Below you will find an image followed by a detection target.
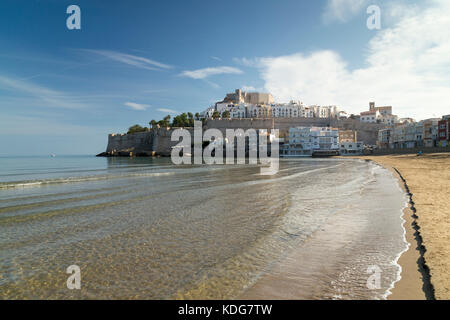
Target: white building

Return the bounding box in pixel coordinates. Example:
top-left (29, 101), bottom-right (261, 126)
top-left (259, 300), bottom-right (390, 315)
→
top-left (318, 105), bottom-right (339, 118)
top-left (360, 110), bottom-right (381, 123)
top-left (200, 107), bottom-right (215, 119)
top-left (272, 101), bottom-right (305, 118)
top-left (201, 90), bottom-right (344, 119)
top-left (339, 141), bottom-right (363, 155)
top-left (246, 104), bottom-right (272, 118)
top-left (385, 119), bottom-right (438, 149)
top-left (284, 126), bottom-right (339, 156)
top-left (379, 114), bottom-right (398, 125)
top-left (304, 106), bottom-right (315, 118)
top-left (228, 104), bottom-right (248, 118)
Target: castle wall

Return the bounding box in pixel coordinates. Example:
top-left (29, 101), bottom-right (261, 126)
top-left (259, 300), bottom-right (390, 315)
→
top-left (106, 127), bottom-right (194, 156)
top-left (205, 118), bottom-right (385, 145)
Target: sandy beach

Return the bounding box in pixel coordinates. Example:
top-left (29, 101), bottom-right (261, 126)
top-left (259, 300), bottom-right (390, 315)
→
top-left (360, 153), bottom-right (450, 300)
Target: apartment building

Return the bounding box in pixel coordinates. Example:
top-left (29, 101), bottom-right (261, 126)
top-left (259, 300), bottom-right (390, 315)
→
top-left (438, 115), bottom-right (450, 147)
top-left (247, 104), bottom-right (272, 118)
top-left (377, 128), bottom-right (392, 149)
top-left (272, 101), bottom-right (305, 118)
top-left (378, 118), bottom-right (441, 149)
top-left (339, 141), bottom-right (363, 155)
top-left (423, 118), bottom-right (440, 147)
top-left (360, 110), bottom-right (380, 123)
top-left (284, 126), bottom-right (339, 156)
top-left (203, 90), bottom-right (342, 120)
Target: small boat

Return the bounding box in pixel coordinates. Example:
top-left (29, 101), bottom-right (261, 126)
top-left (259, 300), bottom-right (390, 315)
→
top-left (51, 154), bottom-right (56, 157)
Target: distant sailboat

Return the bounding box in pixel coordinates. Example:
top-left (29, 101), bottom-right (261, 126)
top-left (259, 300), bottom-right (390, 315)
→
top-left (51, 154), bottom-right (56, 157)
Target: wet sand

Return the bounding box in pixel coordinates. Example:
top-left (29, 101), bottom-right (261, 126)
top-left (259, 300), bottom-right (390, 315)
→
top-left (360, 153), bottom-right (450, 300)
top-left (241, 161), bottom-right (409, 300)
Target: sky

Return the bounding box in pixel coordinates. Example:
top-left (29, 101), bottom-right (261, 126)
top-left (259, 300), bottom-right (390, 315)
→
top-left (1, 0), bottom-right (449, 155)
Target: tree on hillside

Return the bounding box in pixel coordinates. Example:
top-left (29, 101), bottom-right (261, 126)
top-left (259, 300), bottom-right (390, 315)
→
top-left (187, 112), bottom-right (194, 126)
top-left (127, 124), bottom-right (149, 134)
top-left (195, 112), bottom-right (200, 120)
top-left (157, 115), bottom-right (171, 127)
top-left (149, 120), bottom-right (157, 128)
top-left (222, 111), bottom-right (230, 119)
top-left (172, 113), bottom-right (188, 127)
top-left (212, 111), bottom-right (220, 119)
top-left (172, 112), bottom-right (197, 127)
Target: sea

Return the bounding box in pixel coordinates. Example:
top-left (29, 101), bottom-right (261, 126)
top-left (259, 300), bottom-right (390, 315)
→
top-left (0, 155), bottom-right (408, 299)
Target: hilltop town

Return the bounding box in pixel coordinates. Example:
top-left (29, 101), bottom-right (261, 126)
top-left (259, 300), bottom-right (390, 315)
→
top-left (102, 89), bottom-right (450, 157)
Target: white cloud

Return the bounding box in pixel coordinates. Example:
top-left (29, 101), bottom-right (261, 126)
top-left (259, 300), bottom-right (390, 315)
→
top-left (124, 101), bottom-right (148, 111)
top-left (323, 0), bottom-right (370, 23)
top-left (156, 108), bottom-right (177, 114)
top-left (81, 49), bottom-right (172, 71)
top-left (239, 0), bottom-right (450, 120)
top-left (211, 56), bottom-right (222, 62)
top-left (179, 66), bottom-right (243, 79)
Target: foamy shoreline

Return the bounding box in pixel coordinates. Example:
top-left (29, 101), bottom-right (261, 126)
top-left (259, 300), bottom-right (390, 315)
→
top-left (355, 153), bottom-right (450, 300)
top-left (240, 160), bottom-right (408, 300)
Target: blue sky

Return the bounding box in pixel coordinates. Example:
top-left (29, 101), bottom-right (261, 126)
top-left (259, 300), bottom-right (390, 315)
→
top-left (1, 0), bottom-right (449, 155)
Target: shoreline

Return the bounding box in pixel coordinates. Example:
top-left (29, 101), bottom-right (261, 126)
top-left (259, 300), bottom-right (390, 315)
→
top-left (366, 159), bottom-right (427, 300)
top-left (354, 153), bottom-right (450, 300)
top-left (240, 159), bottom-right (413, 300)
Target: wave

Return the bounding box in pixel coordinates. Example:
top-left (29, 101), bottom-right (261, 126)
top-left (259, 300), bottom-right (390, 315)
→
top-left (0, 171), bottom-right (176, 189)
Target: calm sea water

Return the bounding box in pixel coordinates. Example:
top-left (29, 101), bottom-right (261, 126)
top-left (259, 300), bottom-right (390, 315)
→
top-left (0, 155), bottom-right (408, 299)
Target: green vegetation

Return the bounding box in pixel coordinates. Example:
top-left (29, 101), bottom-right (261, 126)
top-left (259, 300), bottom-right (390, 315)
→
top-left (148, 111), bottom-right (206, 129)
top-left (127, 124), bottom-right (149, 134)
top-left (149, 115), bottom-right (171, 128)
top-left (222, 110), bottom-right (230, 119)
top-left (130, 111), bottom-right (210, 134)
top-left (172, 112), bottom-right (194, 127)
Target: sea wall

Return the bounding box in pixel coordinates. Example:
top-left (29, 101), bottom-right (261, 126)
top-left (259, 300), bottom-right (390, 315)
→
top-left (106, 127), bottom-right (194, 156)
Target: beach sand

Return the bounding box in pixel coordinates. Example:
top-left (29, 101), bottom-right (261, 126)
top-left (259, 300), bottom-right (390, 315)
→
top-left (360, 153), bottom-right (450, 300)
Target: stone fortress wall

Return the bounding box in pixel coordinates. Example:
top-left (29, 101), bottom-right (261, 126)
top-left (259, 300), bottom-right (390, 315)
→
top-left (205, 118), bottom-right (385, 144)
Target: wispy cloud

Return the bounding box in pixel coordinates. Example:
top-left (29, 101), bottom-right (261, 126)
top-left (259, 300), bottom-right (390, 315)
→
top-left (124, 101), bottom-right (149, 111)
top-left (156, 108), bottom-right (177, 114)
top-left (179, 66), bottom-right (243, 79)
top-left (0, 114), bottom-right (108, 136)
top-left (322, 0), bottom-right (369, 23)
top-left (0, 75), bottom-right (90, 109)
top-left (211, 56), bottom-right (222, 62)
top-left (232, 57), bottom-right (259, 67)
top-left (81, 49), bottom-right (173, 71)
